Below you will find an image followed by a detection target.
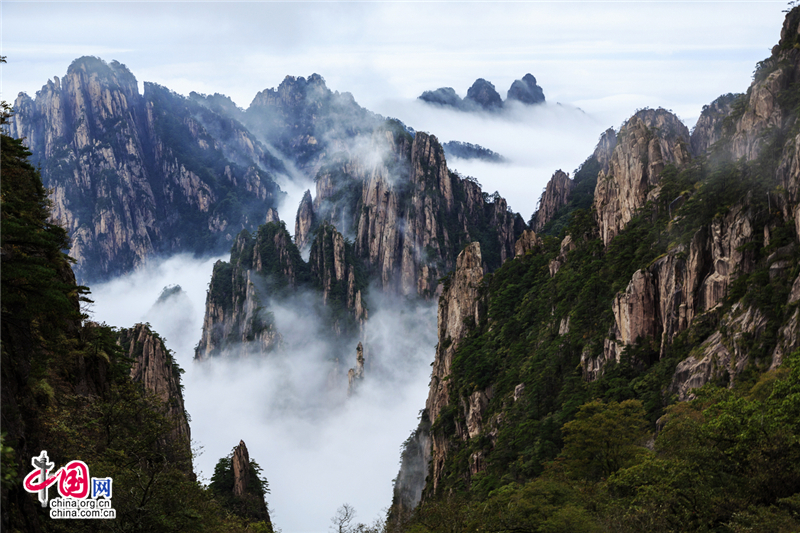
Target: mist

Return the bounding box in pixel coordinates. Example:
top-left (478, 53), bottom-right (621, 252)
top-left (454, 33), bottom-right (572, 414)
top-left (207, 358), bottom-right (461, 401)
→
top-left (89, 254), bottom-right (438, 533)
top-left (375, 98), bottom-right (605, 220)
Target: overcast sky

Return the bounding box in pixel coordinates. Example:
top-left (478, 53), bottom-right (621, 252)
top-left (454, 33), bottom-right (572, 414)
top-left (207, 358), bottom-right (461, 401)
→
top-left (2, 2), bottom-right (786, 118)
top-left (1, 1), bottom-right (788, 218)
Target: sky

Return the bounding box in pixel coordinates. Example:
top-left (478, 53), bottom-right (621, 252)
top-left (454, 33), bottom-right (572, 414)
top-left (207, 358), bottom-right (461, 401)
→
top-left (1, 1), bottom-right (789, 218)
top-left (2, 2), bottom-right (792, 532)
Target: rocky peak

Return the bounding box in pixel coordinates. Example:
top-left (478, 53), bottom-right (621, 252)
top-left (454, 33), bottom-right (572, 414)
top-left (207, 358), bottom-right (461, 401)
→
top-left (465, 79), bottom-right (503, 111)
top-left (506, 74), bottom-right (545, 105)
top-left (691, 93), bottom-right (739, 155)
top-left (425, 242), bottom-right (486, 493)
top-left (347, 342), bottom-right (365, 397)
top-left (532, 169), bottom-right (575, 232)
top-left (594, 128), bottom-right (618, 174)
top-left (224, 439), bottom-right (271, 523)
top-left (594, 108), bottom-right (692, 245)
top-left (232, 440), bottom-right (251, 497)
top-left (264, 207), bottom-right (280, 225)
top-left (121, 323), bottom-right (191, 470)
top-left (295, 190), bottom-right (316, 251)
top-left (419, 87), bottom-right (463, 108)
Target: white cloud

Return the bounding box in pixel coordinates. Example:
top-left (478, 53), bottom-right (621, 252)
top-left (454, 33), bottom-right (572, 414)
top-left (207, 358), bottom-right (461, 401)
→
top-left (89, 255), bottom-right (438, 533)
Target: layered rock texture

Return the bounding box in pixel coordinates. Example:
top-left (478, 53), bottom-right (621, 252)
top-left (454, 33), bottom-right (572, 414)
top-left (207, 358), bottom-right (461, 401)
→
top-left (531, 170), bottom-right (574, 232)
top-left (593, 108), bottom-right (693, 246)
top-left (10, 57), bottom-right (285, 282)
top-left (301, 127), bottom-right (524, 297)
top-left (426, 243), bottom-right (487, 494)
top-left (119, 323), bottom-right (192, 468)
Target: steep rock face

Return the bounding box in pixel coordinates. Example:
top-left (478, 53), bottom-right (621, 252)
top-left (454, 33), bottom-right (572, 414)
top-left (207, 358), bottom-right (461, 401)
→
top-left (532, 170), bottom-right (574, 232)
top-left (195, 223), bottom-right (305, 359)
top-left (691, 93), bottom-right (739, 155)
top-left (594, 128), bottom-right (618, 174)
top-left (506, 74), bottom-right (545, 105)
top-left (593, 108), bottom-right (692, 246)
top-left (295, 190), bottom-right (315, 251)
top-left (309, 223), bottom-right (367, 328)
top-left (9, 57), bottom-right (283, 282)
top-left (426, 243), bottom-right (486, 494)
top-left (305, 126), bottom-right (523, 297)
top-left (390, 411), bottom-right (432, 521)
top-left (584, 203), bottom-right (759, 379)
top-left (671, 304), bottom-right (768, 400)
top-left (120, 323), bottom-right (191, 467)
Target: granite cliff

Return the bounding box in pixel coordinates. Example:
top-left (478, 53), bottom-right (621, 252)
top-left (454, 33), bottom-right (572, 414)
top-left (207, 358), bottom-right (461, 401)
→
top-left (9, 57), bottom-right (285, 282)
top-left (395, 9), bottom-right (800, 525)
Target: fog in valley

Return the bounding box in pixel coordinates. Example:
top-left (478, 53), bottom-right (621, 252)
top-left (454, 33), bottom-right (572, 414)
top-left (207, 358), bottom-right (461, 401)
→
top-left (89, 254), bottom-right (437, 533)
top-left (84, 81), bottom-right (623, 533)
top-left (378, 98), bottom-right (605, 220)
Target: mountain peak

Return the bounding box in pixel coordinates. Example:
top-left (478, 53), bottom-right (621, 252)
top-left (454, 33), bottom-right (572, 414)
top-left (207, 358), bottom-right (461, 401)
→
top-left (507, 73), bottom-right (545, 105)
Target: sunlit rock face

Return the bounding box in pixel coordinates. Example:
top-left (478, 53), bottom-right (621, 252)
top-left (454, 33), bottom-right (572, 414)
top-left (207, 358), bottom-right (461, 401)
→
top-left (531, 170), bottom-right (574, 232)
top-left (120, 323), bottom-right (192, 471)
top-left (593, 108), bottom-right (692, 246)
top-left (10, 57), bottom-right (285, 283)
top-left (425, 242), bottom-right (486, 494)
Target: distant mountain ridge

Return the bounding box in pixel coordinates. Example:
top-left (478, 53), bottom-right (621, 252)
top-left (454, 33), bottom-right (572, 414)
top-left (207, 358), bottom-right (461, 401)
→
top-left (419, 74), bottom-right (545, 112)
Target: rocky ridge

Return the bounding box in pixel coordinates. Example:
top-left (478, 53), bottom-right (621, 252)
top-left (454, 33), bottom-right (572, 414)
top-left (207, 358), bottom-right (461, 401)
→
top-left (10, 57), bottom-right (285, 282)
top-left (419, 74), bottom-right (546, 112)
top-left (404, 8), bottom-right (800, 508)
top-left (120, 323), bottom-right (192, 469)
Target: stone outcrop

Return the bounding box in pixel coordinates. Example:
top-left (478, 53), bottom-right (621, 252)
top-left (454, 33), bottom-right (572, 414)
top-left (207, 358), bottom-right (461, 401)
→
top-left (309, 222), bottom-right (367, 329)
top-left (506, 74), bottom-right (545, 105)
top-left (583, 202), bottom-right (760, 379)
top-left (295, 190), bottom-right (315, 251)
top-left (548, 235), bottom-right (576, 277)
top-left (426, 243), bottom-right (486, 494)
top-left (195, 223), bottom-right (306, 359)
top-left (120, 323), bottom-right (191, 469)
top-left (671, 304), bottom-right (768, 400)
top-left (514, 229), bottom-right (543, 258)
top-left (347, 342), bottom-right (365, 397)
top-left (9, 57), bottom-right (283, 282)
top-left (690, 93), bottom-right (738, 155)
top-left (593, 108), bottom-right (692, 246)
top-left (465, 79), bottom-right (503, 111)
top-left (228, 440), bottom-right (272, 523)
top-left (532, 170), bottom-right (575, 232)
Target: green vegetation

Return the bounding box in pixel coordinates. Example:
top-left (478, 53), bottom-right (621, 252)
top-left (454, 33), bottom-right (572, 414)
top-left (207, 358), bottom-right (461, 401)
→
top-left (0, 128), bottom-right (274, 532)
top-left (403, 350), bottom-right (800, 532)
top-left (209, 447), bottom-right (273, 527)
top-left (408, 22), bottom-right (800, 529)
